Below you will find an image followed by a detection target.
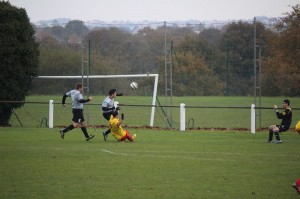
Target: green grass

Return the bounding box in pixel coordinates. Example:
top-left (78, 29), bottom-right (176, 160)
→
top-left (0, 127), bottom-right (300, 199)
top-left (9, 96), bottom-right (300, 129)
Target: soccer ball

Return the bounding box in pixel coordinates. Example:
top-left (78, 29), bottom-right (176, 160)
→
top-left (130, 82), bottom-right (138, 90)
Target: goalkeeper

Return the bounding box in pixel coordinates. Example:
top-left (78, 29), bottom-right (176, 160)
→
top-left (268, 99), bottom-right (292, 143)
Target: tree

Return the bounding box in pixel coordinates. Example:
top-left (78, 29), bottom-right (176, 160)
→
top-left (51, 25), bottom-right (64, 42)
top-left (170, 51), bottom-right (224, 96)
top-left (157, 35), bottom-right (224, 96)
top-left (219, 21), bottom-right (271, 95)
top-left (64, 20), bottom-right (89, 43)
top-left (200, 28), bottom-right (222, 47)
top-left (28, 35), bottom-right (82, 95)
top-left (262, 4), bottom-right (300, 96)
top-left (0, 1), bottom-right (39, 125)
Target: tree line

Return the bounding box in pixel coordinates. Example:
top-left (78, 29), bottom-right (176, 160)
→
top-left (33, 5), bottom-right (300, 97)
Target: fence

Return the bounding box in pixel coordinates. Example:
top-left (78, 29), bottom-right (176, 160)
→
top-left (3, 97), bottom-right (300, 131)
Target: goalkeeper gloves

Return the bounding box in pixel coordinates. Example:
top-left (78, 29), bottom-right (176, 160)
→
top-left (113, 107), bottom-right (120, 111)
top-left (274, 105), bottom-right (278, 112)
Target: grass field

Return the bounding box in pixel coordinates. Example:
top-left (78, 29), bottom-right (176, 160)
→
top-left (1, 127), bottom-right (300, 199)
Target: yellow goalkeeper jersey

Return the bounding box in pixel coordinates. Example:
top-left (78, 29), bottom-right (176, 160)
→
top-left (109, 115), bottom-right (126, 140)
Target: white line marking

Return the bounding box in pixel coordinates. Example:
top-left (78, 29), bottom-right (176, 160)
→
top-left (101, 149), bottom-right (129, 156)
top-left (100, 149), bottom-right (299, 164)
top-left (3, 146), bottom-right (299, 164)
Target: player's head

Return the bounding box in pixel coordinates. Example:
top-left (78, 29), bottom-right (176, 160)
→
top-left (282, 99), bottom-right (290, 107)
top-left (75, 83), bottom-right (83, 92)
top-left (108, 89), bottom-right (117, 97)
top-left (112, 110), bottom-right (118, 117)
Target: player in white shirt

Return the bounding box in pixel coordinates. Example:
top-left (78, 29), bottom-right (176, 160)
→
top-left (60, 83), bottom-right (95, 141)
top-left (101, 89), bottom-right (121, 141)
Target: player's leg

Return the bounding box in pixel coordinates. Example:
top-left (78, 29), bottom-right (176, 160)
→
top-left (80, 121), bottom-right (95, 141)
top-left (73, 114), bottom-right (86, 137)
top-left (292, 178), bottom-right (300, 195)
top-left (118, 131), bottom-right (130, 142)
top-left (273, 125), bottom-right (282, 143)
top-left (59, 113), bottom-right (78, 139)
top-left (104, 129), bottom-right (111, 136)
top-left (125, 130), bottom-right (135, 142)
top-left (275, 125), bottom-right (289, 144)
top-left (76, 111), bottom-right (88, 139)
top-left (120, 135), bottom-right (127, 142)
top-left (79, 121), bottom-right (89, 139)
top-left (268, 125), bottom-right (276, 142)
top-left (61, 124), bottom-right (75, 133)
top-left (102, 113), bottom-right (111, 141)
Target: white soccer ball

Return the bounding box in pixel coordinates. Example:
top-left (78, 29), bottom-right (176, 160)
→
top-left (130, 82), bottom-right (138, 90)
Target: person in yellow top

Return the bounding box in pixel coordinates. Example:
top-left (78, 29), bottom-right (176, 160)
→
top-left (109, 110), bottom-right (136, 142)
top-left (296, 120), bottom-right (300, 135)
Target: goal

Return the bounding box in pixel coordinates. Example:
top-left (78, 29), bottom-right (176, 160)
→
top-left (36, 74), bottom-right (159, 128)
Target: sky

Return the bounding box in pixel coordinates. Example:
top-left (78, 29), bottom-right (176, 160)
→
top-left (7, 0), bottom-right (299, 22)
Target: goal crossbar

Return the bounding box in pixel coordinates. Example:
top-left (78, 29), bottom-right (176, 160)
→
top-left (37, 74), bottom-right (159, 127)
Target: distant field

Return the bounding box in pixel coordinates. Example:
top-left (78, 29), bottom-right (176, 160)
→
top-left (8, 96), bottom-right (300, 129)
top-left (0, 127), bottom-right (300, 199)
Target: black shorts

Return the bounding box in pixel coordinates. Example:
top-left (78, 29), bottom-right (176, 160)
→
top-left (103, 112), bottom-right (112, 121)
top-left (276, 125), bottom-right (289, 132)
top-left (72, 109), bottom-right (85, 123)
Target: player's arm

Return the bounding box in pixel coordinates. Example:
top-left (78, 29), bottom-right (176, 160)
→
top-left (62, 94), bottom-right (68, 106)
top-left (275, 107), bottom-right (290, 119)
top-left (276, 112), bottom-right (284, 119)
top-left (273, 105), bottom-right (283, 119)
top-left (79, 96), bottom-right (93, 103)
top-left (102, 106), bottom-right (115, 112)
top-left (117, 118), bottom-right (122, 127)
top-left (62, 91), bottom-right (72, 106)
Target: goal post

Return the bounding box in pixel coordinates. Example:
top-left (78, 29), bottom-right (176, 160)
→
top-left (37, 74), bottom-right (159, 127)
top-left (251, 104), bottom-right (255, 134)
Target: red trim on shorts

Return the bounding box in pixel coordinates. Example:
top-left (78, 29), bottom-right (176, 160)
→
top-left (120, 130), bottom-right (133, 142)
top-left (120, 131), bottom-right (129, 141)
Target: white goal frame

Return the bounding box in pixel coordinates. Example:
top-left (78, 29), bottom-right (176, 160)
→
top-left (37, 74), bottom-right (159, 128)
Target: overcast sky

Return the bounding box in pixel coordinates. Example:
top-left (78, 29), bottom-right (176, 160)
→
top-left (8, 0), bottom-right (299, 22)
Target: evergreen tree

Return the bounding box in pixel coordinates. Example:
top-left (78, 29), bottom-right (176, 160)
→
top-left (0, 1), bottom-right (39, 125)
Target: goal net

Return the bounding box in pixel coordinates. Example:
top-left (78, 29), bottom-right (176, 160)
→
top-left (32, 74), bottom-right (158, 128)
